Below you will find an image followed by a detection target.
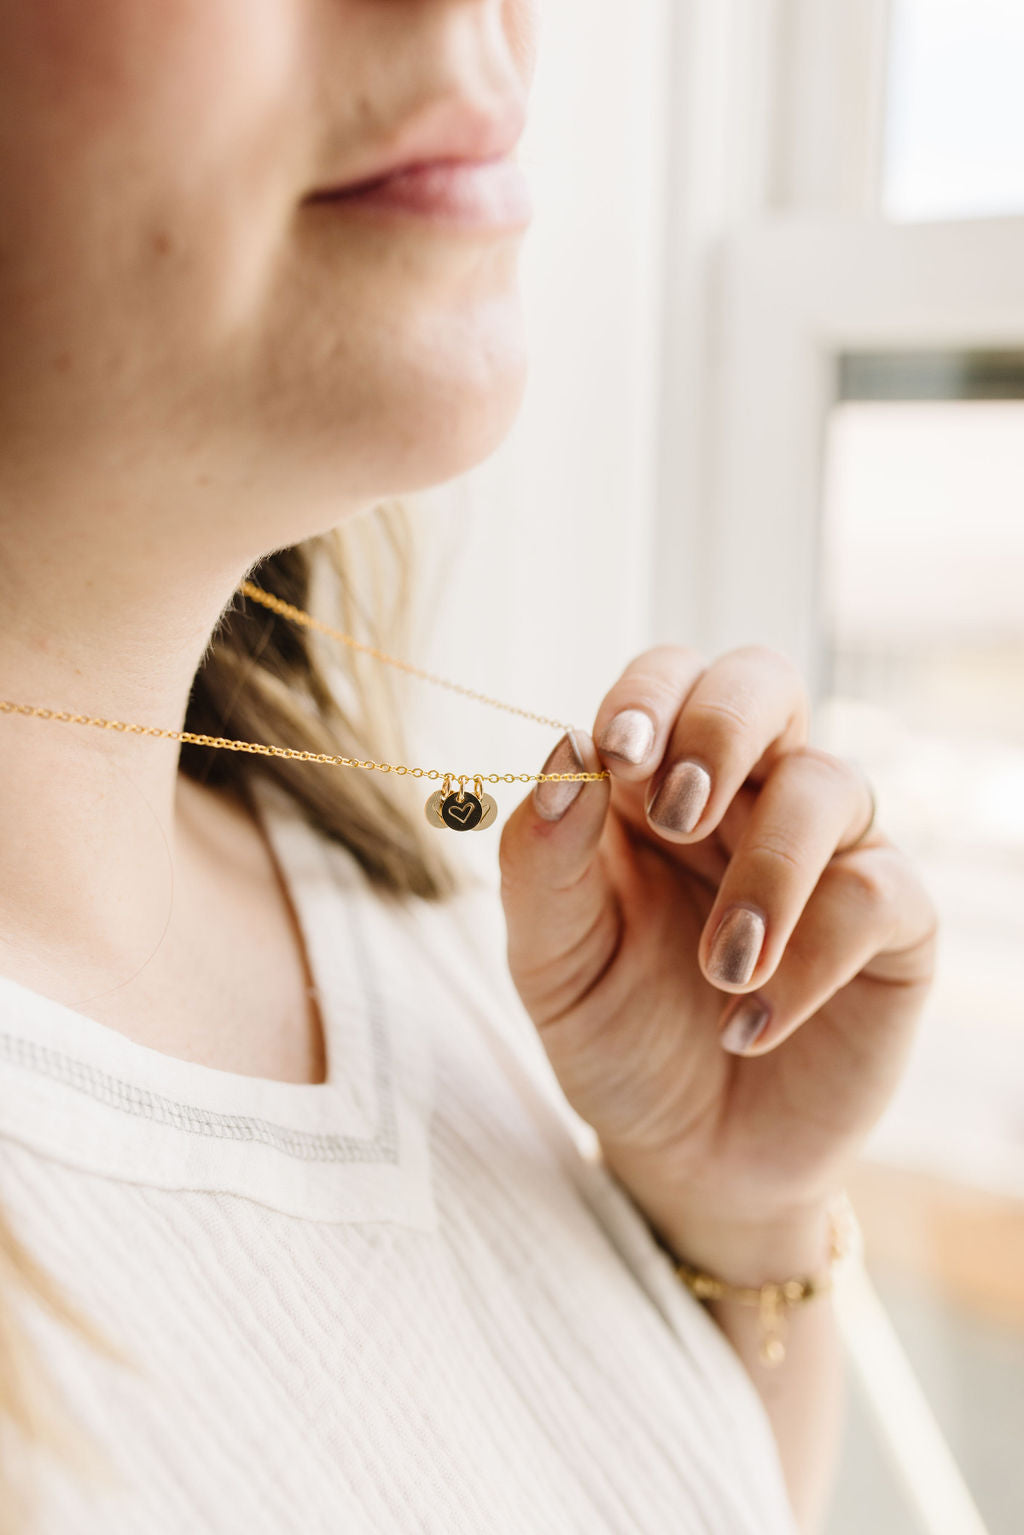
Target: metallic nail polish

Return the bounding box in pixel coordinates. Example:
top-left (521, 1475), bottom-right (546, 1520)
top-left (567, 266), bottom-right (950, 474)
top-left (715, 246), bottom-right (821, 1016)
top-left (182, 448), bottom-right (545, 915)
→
top-left (720, 996), bottom-right (772, 1054)
top-left (533, 729), bottom-right (586, 821)
top-left (647, 760), bottom-right (711, 835)
top-left (707, 906), bottom-right (765, 986)
top-left (597, 708), bottom-right (656, 765)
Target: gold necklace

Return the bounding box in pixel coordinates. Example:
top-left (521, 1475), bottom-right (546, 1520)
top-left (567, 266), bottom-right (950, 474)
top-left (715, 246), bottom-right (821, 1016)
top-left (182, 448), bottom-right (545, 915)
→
top-left (0, 580), bottom-right (609, 833)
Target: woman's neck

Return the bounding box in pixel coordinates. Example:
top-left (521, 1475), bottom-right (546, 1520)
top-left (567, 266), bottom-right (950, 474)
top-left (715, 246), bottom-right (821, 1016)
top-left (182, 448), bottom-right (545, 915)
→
top-left (0, 530), bottom-right (246, 994)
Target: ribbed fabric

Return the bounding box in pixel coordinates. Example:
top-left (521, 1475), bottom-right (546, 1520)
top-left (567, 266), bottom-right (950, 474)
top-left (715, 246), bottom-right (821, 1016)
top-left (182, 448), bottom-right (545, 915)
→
top-left (0, 777), bottom-right (798, 1535)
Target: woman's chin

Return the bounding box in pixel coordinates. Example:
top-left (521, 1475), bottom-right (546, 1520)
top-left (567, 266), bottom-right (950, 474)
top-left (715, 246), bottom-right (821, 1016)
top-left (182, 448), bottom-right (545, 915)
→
top-left (323, 362), bottom-right (530, 499)
top-left (407, 383), bottom-right (529, 488)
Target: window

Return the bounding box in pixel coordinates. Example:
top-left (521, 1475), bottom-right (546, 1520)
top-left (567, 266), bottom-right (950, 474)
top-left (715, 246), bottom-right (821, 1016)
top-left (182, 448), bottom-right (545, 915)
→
top-left (884, 0), bottom-right (1024, 221)
top-left (817, 368), bottom-right (1024, 1532)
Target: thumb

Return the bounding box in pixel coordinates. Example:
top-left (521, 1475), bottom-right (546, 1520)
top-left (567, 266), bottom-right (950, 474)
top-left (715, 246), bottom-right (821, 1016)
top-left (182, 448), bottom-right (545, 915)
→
top-left (497, 728), bottom-right (617, 1026)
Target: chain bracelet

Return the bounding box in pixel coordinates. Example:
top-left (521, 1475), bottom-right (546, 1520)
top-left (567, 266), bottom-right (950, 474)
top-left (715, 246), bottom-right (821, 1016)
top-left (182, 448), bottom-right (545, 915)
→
top-left (673, 1190), bottom-right (862, 1368)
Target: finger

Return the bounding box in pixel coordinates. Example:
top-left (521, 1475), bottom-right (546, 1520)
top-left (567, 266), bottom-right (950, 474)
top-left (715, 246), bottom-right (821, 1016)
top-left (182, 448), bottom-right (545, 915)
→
top-left (697, 746), bottom-right (877, 995)
top-left (637, 645), bottom-right (810, 844)
top-left (497, 727), bottom-right (620, 1028)
top-left (715, 841), bottom-right (939, 1057)
top-left (592, 644), bottom-right (708, 779)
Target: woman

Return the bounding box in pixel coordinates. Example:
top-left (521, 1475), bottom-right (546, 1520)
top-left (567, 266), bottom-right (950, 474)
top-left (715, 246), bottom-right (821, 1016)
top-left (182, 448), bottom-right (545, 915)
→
top-left (0, 4), bottom-right (938, 1533)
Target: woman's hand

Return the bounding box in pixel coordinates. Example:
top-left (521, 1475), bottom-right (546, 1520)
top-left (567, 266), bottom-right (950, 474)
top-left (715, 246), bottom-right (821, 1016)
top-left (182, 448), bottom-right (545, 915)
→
top-left (497, 644), bottom-right (940, 1270)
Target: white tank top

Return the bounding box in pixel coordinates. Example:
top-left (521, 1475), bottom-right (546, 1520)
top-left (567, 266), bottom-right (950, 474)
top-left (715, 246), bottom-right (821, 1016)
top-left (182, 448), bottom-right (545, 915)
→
top-left (0, 776), bottom-right (797, 1534)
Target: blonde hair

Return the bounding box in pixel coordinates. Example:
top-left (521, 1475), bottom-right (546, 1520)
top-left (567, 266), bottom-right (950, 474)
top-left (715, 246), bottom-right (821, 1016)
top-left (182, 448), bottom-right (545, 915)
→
top-left (0, 501), bottom-right (465, 1532)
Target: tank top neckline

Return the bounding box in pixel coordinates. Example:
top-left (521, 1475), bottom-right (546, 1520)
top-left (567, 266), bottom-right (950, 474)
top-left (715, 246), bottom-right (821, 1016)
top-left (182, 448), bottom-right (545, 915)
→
top-left (0, 776), bottom-right (438, 1226)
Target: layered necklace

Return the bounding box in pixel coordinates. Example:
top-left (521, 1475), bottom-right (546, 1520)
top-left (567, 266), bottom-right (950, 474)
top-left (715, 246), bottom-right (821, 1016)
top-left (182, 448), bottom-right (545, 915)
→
top-left (0, 580), bottom-right (609, 833)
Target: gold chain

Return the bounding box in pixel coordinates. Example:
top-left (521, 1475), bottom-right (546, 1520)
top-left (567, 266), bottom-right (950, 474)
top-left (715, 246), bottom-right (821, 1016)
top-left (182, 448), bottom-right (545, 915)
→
top-left (0, 582), bottom-right (610, 790)
top-left (239, 580), bottom-right (577, 734)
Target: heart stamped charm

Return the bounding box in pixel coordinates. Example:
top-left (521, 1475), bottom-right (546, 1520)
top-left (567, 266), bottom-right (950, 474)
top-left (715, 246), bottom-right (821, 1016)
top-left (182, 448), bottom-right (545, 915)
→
top-left (424, 776), bottom-right (497, 832)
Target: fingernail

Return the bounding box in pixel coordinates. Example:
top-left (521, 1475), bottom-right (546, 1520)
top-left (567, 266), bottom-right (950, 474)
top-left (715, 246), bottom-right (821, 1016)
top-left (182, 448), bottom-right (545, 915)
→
top-left (647, 760), bottom-right (712, 835)
top-left (720, 996), bottom-right (772, 1054)
top-left (597, 708), bottom-right (656, 766)
top-left (533, 729), bottom-right (586, 821)
top-left (707, 905), bottom-right (765, 986)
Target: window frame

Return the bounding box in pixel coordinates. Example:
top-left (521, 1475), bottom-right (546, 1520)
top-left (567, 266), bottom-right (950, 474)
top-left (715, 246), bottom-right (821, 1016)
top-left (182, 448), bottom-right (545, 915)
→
top-left (706, 213), bottom-right (1024, 702)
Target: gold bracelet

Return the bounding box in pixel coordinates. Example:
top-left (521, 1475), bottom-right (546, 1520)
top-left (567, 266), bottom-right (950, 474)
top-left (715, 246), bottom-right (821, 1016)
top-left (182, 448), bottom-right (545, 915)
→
top-left (673, 1190), bottom-right (861, 1367)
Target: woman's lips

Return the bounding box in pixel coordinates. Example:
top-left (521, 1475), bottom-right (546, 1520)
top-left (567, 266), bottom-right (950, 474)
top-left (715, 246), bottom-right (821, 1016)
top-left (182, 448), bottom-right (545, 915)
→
top-left (308, 156), bottom-right (533, 231)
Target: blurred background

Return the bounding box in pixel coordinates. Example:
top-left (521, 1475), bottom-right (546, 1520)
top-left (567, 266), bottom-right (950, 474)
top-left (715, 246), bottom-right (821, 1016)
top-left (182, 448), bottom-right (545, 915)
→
top-left (392, 3), bottom-right (1024, 1530)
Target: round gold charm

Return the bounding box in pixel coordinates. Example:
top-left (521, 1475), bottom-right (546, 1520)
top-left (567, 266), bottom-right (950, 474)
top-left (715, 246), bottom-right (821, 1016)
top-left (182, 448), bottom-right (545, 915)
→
top-left (424, 787), bottom-right (498, 831)
top-left (476, 793), bottom-right (497, 830)
top-left (441, 790), bottom-right (483, 830)
top-left (424, 789), bottom-right (447, 826)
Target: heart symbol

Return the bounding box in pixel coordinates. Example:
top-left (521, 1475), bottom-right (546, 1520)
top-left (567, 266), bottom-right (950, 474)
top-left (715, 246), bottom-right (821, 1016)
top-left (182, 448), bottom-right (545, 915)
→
top-left (448, 800), bottom-right (475, 825)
